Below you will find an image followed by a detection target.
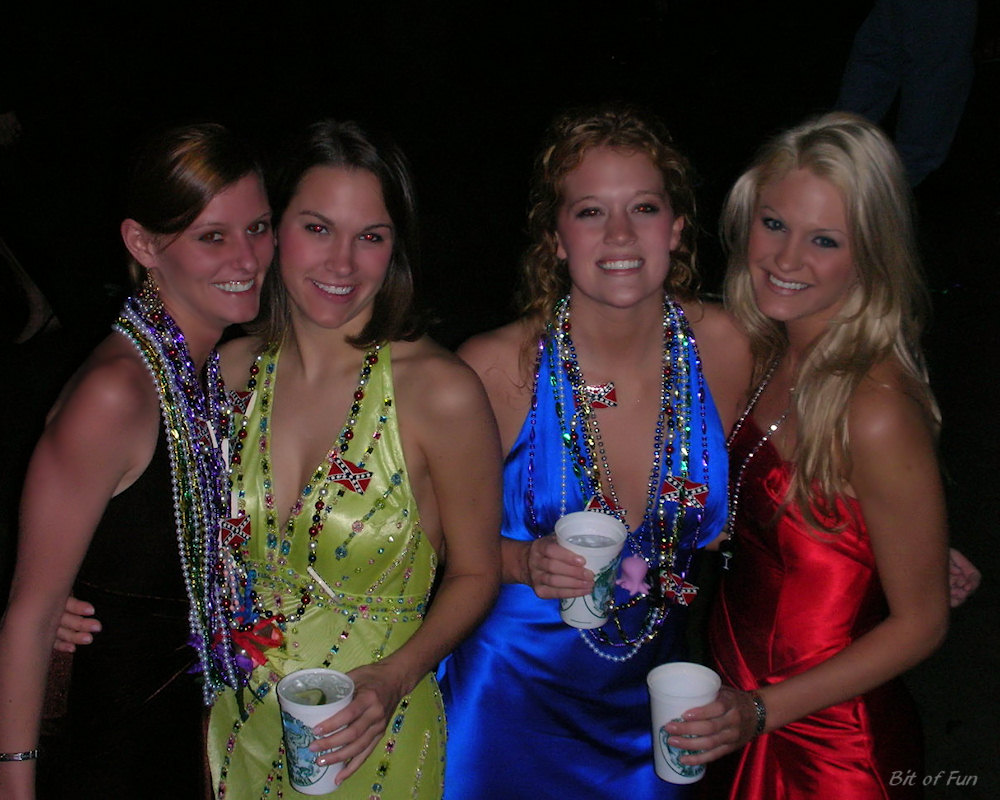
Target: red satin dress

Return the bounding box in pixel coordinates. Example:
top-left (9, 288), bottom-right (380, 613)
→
top-left (706, 417), bottom-right (923, 800)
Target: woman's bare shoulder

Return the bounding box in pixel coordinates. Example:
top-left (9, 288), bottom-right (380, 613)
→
top-left (390, 337), bottom-right (497, 428)
top-left (57, 334), bottom-right (159, 421)
top-left (457, 318), bottom-right (536, 389)
top-left (392, 337), bottom-right (483, 392)
top-left (678, 298), bottom-right (753, 431)
top-left (849, 360), bottom-right (936, 446)
top-left (680, 297), bottom-right (746, 342)
top-left (454, 319), bottom-right (539, 450)
top-left (40, 333), bottom-right (161, 470)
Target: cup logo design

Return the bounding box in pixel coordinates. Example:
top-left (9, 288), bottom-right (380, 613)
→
top-left (659, 721), bottom-right (704, 779)
top-left (560, 555), bottom-right (621, 622)
top-left (589, 556), bottom-right (620, 616)
top-left (281, 710), bottom-right (327, 787)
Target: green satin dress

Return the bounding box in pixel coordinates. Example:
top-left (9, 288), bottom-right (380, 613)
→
top-left (208, 343), bottom-right (445, 799)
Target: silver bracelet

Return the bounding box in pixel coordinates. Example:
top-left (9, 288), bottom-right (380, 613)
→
top-left (749, 692), bottom-right (767, 738)
top-left (0, 749), bottom-right (38, 762)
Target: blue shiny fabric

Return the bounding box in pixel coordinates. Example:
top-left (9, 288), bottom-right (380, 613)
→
top-left (439, 317), bottom-right (728, 799)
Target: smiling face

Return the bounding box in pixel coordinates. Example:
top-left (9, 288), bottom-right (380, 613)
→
top-left (554, 146), bottom-right (684, 313)
top-left (143, 173), bottom-right (273, 340)
top-left (278, 166), bottom-right (394, 337)
top-left (748, 167), bottom-right (857, 341)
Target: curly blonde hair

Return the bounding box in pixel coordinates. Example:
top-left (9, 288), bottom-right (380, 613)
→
top-left (722, 111), bottom-right (938, 528)
top-left (516, 103), bottom-right (700, 342)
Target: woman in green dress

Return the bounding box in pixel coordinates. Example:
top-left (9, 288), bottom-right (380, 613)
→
top-left (207, 119), bottom-right (502, 799)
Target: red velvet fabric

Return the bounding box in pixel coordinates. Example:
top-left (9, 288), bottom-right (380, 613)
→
top-left (706, 418), bottom-right (923, 799)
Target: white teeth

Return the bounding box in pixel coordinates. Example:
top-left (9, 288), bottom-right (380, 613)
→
top-left (214, 280), bottom-right (254, 293)
top-left (599, 259), bottom-right (642, 271)
top-left (768, 273), bottom-right (809, 290)
top-left (313, 280), bottom-right (353, 296)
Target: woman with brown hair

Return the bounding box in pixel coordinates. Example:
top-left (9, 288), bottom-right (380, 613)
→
top-left (205, 119), bottom-right (502, 799)
top-left (0, 123), bottom-right (273, 798)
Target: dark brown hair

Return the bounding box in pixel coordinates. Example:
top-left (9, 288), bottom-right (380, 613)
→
top-left (253, 119), bottom-right (423, 348)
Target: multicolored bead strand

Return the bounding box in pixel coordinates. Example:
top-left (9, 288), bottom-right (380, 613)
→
top-left (114, 281), bottom-right (252, 700)
top-left (526, 294), bottom-right (712, 661)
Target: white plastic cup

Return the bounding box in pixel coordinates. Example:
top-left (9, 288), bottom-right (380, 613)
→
top-left (276, 668), bottom-right (355, 794)
top-left (554, 510), bottom-right (627, 628)
top-left (646, 662), bottom-right (721, 784)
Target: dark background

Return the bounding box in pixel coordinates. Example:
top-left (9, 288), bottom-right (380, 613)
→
top-left (1, 3), bottom-right (997, 796)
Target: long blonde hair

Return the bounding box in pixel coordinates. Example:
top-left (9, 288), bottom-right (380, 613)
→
top-left (723, 112), bottom-right (939, 527)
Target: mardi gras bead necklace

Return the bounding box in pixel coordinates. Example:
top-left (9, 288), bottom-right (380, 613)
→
top-left (114, 280), bottom-right (252, 701)
top-left (527, 295), bottom-right (712, 662)
top-left (553, 300), bottom-right (668, 552)
top-left (229, 344), bottom-right (389, 627)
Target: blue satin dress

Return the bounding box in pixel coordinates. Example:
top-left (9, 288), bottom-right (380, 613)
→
top-left (438, 311), bottom-right (728, 799)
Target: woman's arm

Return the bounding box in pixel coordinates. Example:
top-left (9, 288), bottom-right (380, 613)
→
top-left (457, 324), bottom-right (594, 597)
top-left (309, 344), bottom-right (503, 782)
top-left (670, 373), bottom-right (950, 762)
top-left (0, 347), bottom-right (158, 798)
top-left (51, 333), bottom-right (266, 654)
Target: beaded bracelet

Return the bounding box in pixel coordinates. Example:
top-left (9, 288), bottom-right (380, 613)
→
top-left (749, 692), bottom-right (767, 738)
top-left (0, 749), bottom-right (38, 762)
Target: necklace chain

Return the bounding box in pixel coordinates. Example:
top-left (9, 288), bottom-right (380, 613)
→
top-left (722, 358), bottom-right (790, 568)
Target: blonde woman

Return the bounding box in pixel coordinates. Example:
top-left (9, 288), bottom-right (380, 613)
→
top-left (670, 112), bottom-right (950, 799)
